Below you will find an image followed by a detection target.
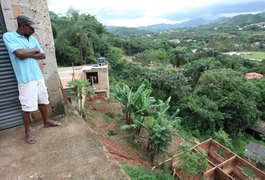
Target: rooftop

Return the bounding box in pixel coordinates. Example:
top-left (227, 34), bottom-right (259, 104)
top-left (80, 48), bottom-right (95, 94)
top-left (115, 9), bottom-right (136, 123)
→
top-left (245, 141), bottom-right (265, 165)
top-left (245, 72), bottom-right (263, 80)
top-left (251, 120), bottom-right (265, 134)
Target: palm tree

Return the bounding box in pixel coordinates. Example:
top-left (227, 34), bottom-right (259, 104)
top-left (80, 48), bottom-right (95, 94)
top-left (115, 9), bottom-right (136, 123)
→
top-left (170, 47), bottom-right (189, 67)
top-left (51, 9), bottom-right (108, 65)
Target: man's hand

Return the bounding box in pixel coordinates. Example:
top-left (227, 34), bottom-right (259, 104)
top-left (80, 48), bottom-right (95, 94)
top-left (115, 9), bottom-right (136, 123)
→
top-left (31, 48), bottom-right (40, 54)
top-left (14, 48), bottom-right (45, 60)
top-left (30, 52), bottom-right (46, 60)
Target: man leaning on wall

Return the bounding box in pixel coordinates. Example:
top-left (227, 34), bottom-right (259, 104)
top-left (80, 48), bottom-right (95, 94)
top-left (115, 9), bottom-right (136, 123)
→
top-left (3, 15), bottom-right (61, 144)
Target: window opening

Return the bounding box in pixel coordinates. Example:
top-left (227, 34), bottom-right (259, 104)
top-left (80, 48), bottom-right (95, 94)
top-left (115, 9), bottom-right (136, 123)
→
top-left (86, 72), bottom-right (98, 84)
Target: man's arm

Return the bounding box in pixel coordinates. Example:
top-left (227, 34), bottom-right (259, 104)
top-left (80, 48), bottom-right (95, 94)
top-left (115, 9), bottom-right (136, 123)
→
top-left (14, 48), bottom-right (46, 60)
top-left (30, 52), bottom-right (46, 59)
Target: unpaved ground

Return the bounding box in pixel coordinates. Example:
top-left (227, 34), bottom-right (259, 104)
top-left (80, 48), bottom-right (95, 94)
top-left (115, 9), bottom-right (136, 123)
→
top-left (84, 98), bottom-right (185, 168)
top-left (0, 106), bottom-right (129, 180)
top-left (85, 99), bottom-right (149, 167)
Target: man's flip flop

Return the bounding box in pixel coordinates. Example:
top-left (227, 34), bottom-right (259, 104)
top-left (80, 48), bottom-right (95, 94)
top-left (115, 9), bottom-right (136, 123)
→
top-left (44, 120), bottom-right (61, 128)
top-left (25, 137), bottom-right (36, 144)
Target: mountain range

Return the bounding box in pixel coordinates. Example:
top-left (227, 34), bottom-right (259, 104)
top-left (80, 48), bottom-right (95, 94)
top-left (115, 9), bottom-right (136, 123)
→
top-left (107, 11), bottom-right (265, 36)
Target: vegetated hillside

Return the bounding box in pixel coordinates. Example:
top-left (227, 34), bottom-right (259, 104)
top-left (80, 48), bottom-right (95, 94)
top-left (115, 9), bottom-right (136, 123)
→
top-left (107, 11), bottom-right (265, 36)
top-left (106, 26), bottom-right (153, 37)
top-left (209, 12), bottom-right (265, 27)
top-left (138, 18), bottom-right (211, 31)
top-left (51, 10), bottom-right (265, 177)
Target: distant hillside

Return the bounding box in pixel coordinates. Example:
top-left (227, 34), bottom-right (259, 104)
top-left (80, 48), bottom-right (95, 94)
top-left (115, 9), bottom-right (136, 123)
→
top-left (138, 18), bottom-right (211, 31)
top-left (142, 12), bottom-right (265, 30)
top-left (106, 26), bottom-right (152, 37)
top-left (208, 12), bottom-right (265, 27)
top-left (107, 11), bottom-right (265, 36)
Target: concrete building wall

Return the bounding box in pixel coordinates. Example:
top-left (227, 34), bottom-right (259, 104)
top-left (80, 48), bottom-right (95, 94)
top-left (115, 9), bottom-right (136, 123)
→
top-left (84, 65), bottom-right (110, 98)
top-left (0, 0), bottom-right (65, 115)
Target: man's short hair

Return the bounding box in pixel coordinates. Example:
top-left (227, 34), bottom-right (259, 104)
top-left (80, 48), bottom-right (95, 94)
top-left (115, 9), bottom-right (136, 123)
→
top-left (16, 15), bottom-right (38, 29)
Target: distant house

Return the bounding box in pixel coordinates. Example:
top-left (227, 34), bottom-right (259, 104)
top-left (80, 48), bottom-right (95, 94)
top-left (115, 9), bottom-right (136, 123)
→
top-left (125, 56), bottom-right (135, 62)
top-left (245, 141), bottom-right (265, 166)
top-left (58, 64), bottom-right (109, 107)
top-left (246, 120), bottom-right (265, 140)
top-left (245, 72), bottom-right (263, 80)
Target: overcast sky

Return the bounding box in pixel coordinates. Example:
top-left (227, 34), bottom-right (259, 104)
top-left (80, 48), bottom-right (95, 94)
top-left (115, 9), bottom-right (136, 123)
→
top-left (47, 0), bottom-right (265, 27)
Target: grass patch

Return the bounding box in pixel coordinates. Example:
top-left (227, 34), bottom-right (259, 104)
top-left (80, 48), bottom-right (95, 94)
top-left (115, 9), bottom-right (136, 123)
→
top-left (108, 129), bottom-right (118, 136)
top-left (139, 153), bottom-right (150, 162)
top-left (122, 164), bottom-right (174, 180)
top-left (231, 133), bottom-right (265, 157)
top-left (216, 147), bottom-right (226, 158)
top-left (242, 166), bottom-right (256, 179)
top-left (103, 114), bottom-right (113, 122)
top-left (127, 138), bottom-right (144, 150)
top-left (96, 131), bottom-right (105, 137)
top-left (240, 53), bottom-right (265, 60)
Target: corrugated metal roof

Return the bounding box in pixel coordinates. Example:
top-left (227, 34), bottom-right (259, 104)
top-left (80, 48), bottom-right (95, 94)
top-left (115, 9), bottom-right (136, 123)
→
top-left (251, 120), bottom-right (265, 134)
top-left (245, 141), bottom-right (265, 164)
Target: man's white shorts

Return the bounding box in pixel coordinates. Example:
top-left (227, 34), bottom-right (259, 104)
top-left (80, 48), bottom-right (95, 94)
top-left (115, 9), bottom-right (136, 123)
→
top-left (18, 79), bottom-right (49, 112)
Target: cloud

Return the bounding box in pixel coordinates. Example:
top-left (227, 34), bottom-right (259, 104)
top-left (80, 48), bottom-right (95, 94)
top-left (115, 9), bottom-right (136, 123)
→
top-left (162, 1), bottom-right (265, 21)
top-left (104, 17), bottom-right (186, 27)
top-left (47, 0), bottom-right (265, 27)
top-left (47, 0), bottom-right (210, 16)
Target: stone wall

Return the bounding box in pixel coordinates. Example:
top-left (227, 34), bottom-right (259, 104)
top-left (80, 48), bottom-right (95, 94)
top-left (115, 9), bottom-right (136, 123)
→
top-left (0, 0), bottom-right (65, 116)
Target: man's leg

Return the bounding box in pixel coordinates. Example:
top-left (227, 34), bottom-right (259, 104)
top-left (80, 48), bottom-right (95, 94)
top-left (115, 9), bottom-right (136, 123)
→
top-left (38, 80), bottom-right (61, 127)
top-left (22, 111), bottom-right (32, 138)
top-left (18, 81), bottom-right (38, 144)
top-left (39, 104), bottom-right (61, 127)
top-left (22, 111), bottom-right (36, 144)
top-left (38, 104), bottom-right (49, 125)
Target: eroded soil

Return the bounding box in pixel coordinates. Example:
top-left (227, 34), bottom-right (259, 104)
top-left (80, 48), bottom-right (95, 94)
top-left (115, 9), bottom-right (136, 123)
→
top-left (84, 98), bottom-right (185, 169)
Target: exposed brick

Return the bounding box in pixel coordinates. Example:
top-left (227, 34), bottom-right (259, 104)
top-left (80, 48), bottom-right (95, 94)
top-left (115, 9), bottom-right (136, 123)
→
top-left (31, 104), bottom-right (53, 122)
top-left (11, 4), bottom-right (23, 17)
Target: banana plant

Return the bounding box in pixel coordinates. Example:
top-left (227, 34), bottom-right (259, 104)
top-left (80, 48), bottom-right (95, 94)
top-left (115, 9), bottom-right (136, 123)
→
top-left (140, 97), bottom-right (180, 165)
top-left (115, 84), bottom-right (135, 124)
top-left (118, 84), bottom-right (157, 139)
top-left (116, 84), bottom-right (180, 165)
top-left (132, 85), bottom-right (156, 135)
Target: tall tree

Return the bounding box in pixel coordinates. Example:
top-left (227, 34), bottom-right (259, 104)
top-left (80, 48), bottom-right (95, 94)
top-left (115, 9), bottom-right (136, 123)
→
top-left (170, 47), bottom-right (190, 67)
top-left (195, 69), bottom-right (259, 137)
top-left (50, 9), bottom-right (109, 66)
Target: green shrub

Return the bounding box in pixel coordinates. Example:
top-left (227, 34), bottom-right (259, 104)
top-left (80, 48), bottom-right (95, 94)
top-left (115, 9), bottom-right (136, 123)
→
top-left (122, 164), bottom-right (173, 180)
top-left (242, 166), bottom-right (256, 179)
